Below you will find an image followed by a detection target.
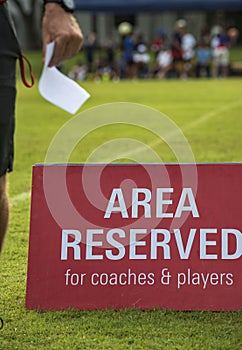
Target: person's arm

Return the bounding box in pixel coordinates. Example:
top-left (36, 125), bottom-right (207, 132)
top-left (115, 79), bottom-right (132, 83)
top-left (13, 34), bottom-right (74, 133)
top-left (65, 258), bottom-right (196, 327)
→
top-left (42, 1), bottom-right (83, 67)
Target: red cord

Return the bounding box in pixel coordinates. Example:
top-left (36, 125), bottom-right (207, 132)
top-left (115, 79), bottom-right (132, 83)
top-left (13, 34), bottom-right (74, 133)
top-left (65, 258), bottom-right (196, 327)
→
top-left (19, 54), bottom-right (35, 88)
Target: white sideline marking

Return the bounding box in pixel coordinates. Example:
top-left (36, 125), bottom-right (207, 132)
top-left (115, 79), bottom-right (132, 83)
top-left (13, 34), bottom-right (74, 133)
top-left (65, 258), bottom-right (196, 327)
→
top-left (182, 99), bottom-right (242, 132)
top-left (113, 98), bottom-right (242, 159)
top-left (9, 99), bottom-right (242, 206)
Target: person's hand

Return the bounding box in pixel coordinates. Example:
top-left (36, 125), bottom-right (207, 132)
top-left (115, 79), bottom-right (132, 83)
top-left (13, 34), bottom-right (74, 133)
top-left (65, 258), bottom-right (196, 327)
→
top-left (42, 3), bottom-right (83, 67)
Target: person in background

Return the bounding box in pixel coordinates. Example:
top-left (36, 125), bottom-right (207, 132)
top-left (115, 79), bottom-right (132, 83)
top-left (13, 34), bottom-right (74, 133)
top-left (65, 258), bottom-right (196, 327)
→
top-left (68, 61), bottom-right (88, 81)
top-left (83, 32), bottom-right (97, 73)
top-left (178, 19), bottom-right (196, 79)
top-left (93, 58), bottom-right (119, 82)
top-left (210, 26), bottom-right (230, 78)
top-left (103, 36), bottom-right (116, 69)
top-left (170, 19), bottom-right (184, 78)
top-left (122, 32), bottom-right (136, 79)
top-left (0, 0), bottom-right (83, 255)
top-left (155, 46), bottom-right (173, 79)
top-left (133, 43), bottom-right (150, 78)
top-left (210, 25), bottom-right (239, 78)
top-left (151, 29), bottom-right (167, 58)
top-left (196, 40), bottom-right (211, 78)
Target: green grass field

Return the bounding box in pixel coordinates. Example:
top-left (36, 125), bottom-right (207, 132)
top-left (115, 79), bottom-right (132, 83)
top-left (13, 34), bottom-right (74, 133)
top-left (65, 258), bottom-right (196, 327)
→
top-left (0, 63), bottom-right (242, 350)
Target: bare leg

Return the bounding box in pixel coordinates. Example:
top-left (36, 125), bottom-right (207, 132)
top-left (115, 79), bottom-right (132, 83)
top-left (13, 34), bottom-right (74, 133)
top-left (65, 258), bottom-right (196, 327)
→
top-left (0, 174), bottom-right (9, 255)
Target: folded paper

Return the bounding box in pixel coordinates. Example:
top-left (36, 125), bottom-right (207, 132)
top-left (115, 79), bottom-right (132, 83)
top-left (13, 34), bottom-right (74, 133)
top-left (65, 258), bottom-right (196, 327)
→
top-left (39, 42), bottom-right (90, 114)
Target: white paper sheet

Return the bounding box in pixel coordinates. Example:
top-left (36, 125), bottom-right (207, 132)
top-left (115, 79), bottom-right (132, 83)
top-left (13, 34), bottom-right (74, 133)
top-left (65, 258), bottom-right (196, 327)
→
top-left (39, 42), bottom-right (90, 114)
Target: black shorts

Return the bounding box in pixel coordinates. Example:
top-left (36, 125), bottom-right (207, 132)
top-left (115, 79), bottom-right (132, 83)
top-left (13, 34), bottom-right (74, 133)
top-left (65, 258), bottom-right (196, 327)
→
top-left (0, 4), bottom-right (20, 177)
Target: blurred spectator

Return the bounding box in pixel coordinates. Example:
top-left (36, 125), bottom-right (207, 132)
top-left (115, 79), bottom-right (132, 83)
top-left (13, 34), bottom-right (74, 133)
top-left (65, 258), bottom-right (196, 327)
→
top-left (103, 36), bottom-right (116, 68)
top-left (133, 43), bottom-right (151, 78)
top-left (210, 26), bottom-right (229, 77)
top-left (211, 25), bottom-right (239, 78)
top-left (170, 20), bottom-right (184, 77)
top-left (120, 32), bottom-right (136, 79)
top-left (196, 41), bottom-right (211, 78)
top-left (150, 46), bottom-right (172, 79)
top-left (135, 32), bottom-right (147, 47)
top-left (84, 32), bottom-right (97, 72)
top-left (157, 46), bottom-right (173, 79)
top-left (68, 61), bottom-right (88, 81)
top-left (151, 29), bottom-right (167, 57)
top-left (93, 59), bottom-right (119, 82)
top-left (177, 19), bottom-right (197, 78)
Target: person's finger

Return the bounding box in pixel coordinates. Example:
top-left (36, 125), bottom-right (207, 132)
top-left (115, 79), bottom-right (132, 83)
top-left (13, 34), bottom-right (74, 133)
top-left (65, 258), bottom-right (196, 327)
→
top-left (61, 35), bottom-right (82, 61)
top-left (48, 36), bottom-right (68, 67)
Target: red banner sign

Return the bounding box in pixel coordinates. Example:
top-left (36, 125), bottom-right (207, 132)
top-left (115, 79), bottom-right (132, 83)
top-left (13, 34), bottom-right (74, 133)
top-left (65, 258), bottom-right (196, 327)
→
top-left (26, 164), bottom-right (242, 310)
